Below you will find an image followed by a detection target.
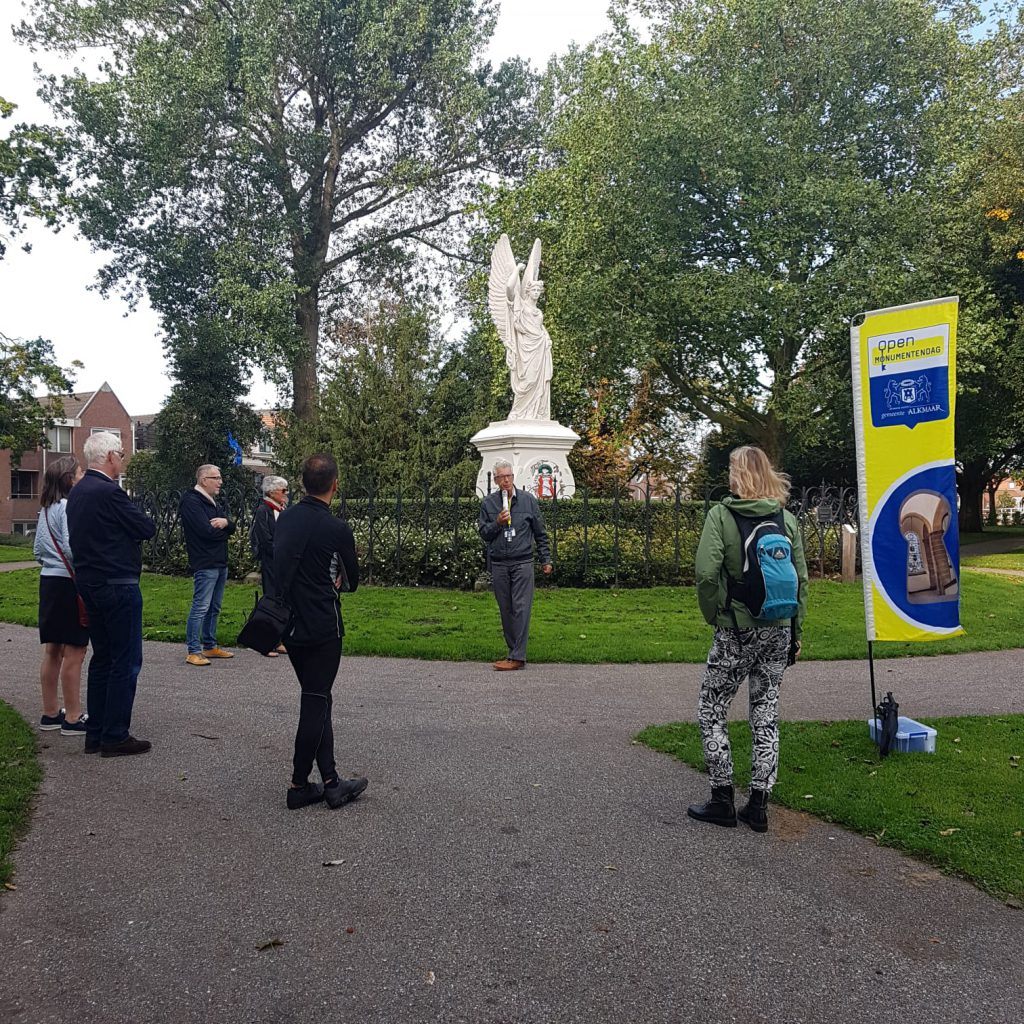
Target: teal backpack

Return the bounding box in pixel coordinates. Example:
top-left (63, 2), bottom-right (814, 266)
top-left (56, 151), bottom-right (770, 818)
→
top-left (725, 508), bottom-right (800, 625)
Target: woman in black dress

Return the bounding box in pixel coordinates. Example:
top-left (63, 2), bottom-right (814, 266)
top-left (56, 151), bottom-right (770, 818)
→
top-left (33, 456), bottom-right (89, 735)
top-left (250, 475), bottom-right (289, 656)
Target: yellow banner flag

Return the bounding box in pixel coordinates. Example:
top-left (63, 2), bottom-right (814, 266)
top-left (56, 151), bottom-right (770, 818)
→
top-left (850, 297), bottom-right (963, 642)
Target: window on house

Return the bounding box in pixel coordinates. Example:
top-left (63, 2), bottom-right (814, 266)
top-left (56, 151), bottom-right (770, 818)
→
top-left (12, 521), bottom-right (37, 537)
top-left (47, 425), bottom-right (73, 452)
top-left (90, 427), bottom-right (122, 440)
top-left (10, 471), bottom-right (38, 499)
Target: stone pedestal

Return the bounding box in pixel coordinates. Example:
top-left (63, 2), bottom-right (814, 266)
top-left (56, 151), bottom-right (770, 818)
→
top-left (470, 419), bottom-right (580, 498)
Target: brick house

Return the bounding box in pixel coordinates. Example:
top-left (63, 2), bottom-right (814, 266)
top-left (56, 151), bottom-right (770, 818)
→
top-left (0, 382), bottom-right (133, 536)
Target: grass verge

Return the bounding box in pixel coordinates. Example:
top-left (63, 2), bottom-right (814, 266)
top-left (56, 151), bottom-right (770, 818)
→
top-left (0, 545), bottom-right (35, 564)
top-left (0, 701), bottom-right (41, 888)
top-left (960, 527), bottom-right (1024, 546)
top-left (0, 568), bottom-right (1023, 662)
top-left (637, 715), bottom-right (1024, 903)
top-left (962, 552), bottom-right (1024, 571)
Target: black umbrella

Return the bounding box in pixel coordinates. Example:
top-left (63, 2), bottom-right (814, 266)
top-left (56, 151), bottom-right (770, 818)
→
top-left (875, 691), bottom-right (900, 757)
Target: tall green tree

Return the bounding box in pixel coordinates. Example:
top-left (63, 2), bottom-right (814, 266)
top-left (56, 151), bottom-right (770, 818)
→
top-left (20, 0), bottom-right (536, 422)
top-left (1, 96), bottom-right (76, 458)
top-left (491, 0), bottom-right (1001, 464)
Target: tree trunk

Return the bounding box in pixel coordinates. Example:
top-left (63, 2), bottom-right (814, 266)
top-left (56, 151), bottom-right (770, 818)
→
top-left (293, 290), bottom-right (320, 423)
top-left (957, 467), bottom-right (986, 533)
top-left (986, 480), bottom-right (998, 526)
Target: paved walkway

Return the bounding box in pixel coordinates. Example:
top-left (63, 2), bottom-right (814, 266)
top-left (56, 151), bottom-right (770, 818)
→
top-left (0, 560), bottom-right (37, 572)
top-left (961, 534), bottom-right (1024, 556)
top-left (1, 622), bottom-right (1022, 1024)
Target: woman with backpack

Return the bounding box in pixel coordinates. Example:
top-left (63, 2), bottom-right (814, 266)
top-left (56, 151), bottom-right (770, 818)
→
top-left (688, 446), bottom-right (808, 833)
top-left (33, 455), bottom-right (89, 735)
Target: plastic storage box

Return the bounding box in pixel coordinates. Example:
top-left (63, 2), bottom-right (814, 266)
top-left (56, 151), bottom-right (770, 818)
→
top-left (867, 715), bottom-right (937, 754)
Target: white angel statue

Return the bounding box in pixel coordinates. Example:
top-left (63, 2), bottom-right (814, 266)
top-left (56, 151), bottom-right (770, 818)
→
top-left (489, 234), bottom-right (553, 421)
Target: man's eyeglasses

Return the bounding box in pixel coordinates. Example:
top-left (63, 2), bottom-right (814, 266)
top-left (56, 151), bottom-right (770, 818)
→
top-left (494, 473), bottom-right (514, 481)
top-left (114, 451), bottom-right (125, 458)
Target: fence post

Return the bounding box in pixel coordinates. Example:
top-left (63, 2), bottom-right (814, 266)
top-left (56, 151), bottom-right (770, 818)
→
top-left (422, 481), bottom-right (431, 578)
top-left (395, 490), bottom-right (403, 576)
top-left (673, 481), bottom-right (682, 581)
top-left (613, 483), bottom-right (621, 589)
top-left (581, 485), bottom-right (589, 581)
top-left (366, 485), bottom-right (376, 586)
top-left (643, 477), bottom-right (653, 586)
top-left (550, 481), bottom-right (558, 572)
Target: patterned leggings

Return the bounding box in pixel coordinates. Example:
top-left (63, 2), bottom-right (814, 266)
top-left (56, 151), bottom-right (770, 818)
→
top-left (697, 626), bottom-right (790, 792)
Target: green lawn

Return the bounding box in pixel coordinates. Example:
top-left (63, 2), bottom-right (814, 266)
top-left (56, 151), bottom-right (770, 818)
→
top-left (962, 552), bottom-right (1024, 571)
top-left (0, 567), bottom-right (1022, 662)
top-left (0, 545), bottom-right (35, 563)
top-left (960, 526), bottom-right (1024, 546)
top-left (637, 716), bottom-right (1024, 903)
top-left (0, 701), bottom-right (41, 888)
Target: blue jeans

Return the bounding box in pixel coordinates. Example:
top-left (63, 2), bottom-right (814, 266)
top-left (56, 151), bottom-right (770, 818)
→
top-left (186, 567), bottom-right (227, 654)
top-left (79, 582), bottom-right (144, 745)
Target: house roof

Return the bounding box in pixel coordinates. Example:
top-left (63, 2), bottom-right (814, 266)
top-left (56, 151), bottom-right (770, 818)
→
top-left (37, 382), bottom-right (117, 419)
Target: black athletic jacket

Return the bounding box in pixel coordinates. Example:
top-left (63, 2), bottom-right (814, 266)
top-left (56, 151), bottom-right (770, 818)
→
top-left (274, 495), bottom-right (360, 646)
top-left (478, 488), bottom-right (551, 564)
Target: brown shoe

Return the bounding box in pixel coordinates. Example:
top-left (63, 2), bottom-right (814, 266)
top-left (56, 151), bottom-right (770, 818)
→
top-left (186, 653), bottom-right (211, 667)
top-left (494, 659), bottom-right (525, 671)
top-left (203, 647), bottom-right (234, 659)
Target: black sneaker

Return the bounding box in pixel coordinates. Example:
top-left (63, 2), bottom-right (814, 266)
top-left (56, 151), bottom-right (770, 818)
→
top-left (61, 714), bottom-right (88, 736)
top-left (40, 710), bottom-right (65, 731)
top-left (100, 736), bottom-right (152, 758)
top-left (286, 782), bottom-right (325, 810)
top-left (324, 776), bottom-right (368, 810)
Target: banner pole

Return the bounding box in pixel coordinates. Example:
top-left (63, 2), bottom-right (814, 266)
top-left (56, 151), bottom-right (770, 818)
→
top-left (868, 640), bottom-right (879, 747)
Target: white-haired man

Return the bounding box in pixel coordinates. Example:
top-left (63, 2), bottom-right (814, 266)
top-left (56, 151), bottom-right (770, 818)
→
top-left (249, 475), bottom-right (289, 657)
top-left (477, 459), bottom-right (552, 671)
top-left (66, 430), bottom-right (156, 756)
top-left (179, 464), bottom-right (235, 666)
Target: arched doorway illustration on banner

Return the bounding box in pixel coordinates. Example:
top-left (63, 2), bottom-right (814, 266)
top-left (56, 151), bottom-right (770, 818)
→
top-left (898, 490), bottom-right (958, 604)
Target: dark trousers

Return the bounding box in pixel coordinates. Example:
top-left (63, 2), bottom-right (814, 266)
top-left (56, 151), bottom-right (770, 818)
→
top-left (260, 561), bottom-right (277, 600)
top-left (491, 560), bottom-right (535, 662)
top-left (79, 582), bottom-right (144, 745)
top-left (286, 638), bottom-right (342, 786)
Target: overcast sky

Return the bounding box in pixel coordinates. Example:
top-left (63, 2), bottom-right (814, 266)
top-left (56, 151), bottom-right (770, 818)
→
top-left (0, 1), bottom-right (623, 416)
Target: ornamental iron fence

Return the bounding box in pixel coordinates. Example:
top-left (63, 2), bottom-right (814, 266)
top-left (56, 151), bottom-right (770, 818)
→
top-left (131, 481), bottom-right (859, 589)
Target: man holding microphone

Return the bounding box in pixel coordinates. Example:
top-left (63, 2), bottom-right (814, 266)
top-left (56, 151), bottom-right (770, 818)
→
top-left (478, 458), bottom-right (552, 671)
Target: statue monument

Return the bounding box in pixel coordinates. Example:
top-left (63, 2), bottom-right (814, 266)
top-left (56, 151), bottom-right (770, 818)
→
top-left (470, 234), bottom-right (580, 497)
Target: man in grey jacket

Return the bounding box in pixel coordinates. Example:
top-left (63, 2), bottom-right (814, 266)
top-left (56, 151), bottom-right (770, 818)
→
top-left (477, 459), bottom-right (552, 671)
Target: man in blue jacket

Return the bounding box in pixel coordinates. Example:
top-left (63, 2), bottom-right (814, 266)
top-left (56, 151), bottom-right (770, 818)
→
top-left (179, 464), bottom-right (236, 666)
top-left (477, 459), bottom-right (552, 671)
top-left (66, 431), bottom-right (156, 757)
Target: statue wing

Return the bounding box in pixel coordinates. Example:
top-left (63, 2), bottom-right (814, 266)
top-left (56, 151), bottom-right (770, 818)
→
top-left (489, 233), bottom-right (518, 364)
top-left (523, 238), bottom-right (542, 286)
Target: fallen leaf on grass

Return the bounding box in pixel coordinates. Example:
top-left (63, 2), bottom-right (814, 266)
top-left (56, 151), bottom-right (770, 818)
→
top-left (953, 737), bottom-right (961, 744)
top-left (1013, 830), bottom-right (1022, 838)
top-left (938, 828), bottom-right (961, 837)
top-left (578, 634), bottom-right (587, 639)
top-left (425, 971), bottom-right (436, 986)
top-left (322, 859), bottom-right (346, 867)
top-left (803, 794), bottom-right (814, 800)
top-left (830, 739), bottom-right (842, 748)
top-left (3, 882), bottom-right (15, 891)
top-left (255, 938), bottom-right (285, 951)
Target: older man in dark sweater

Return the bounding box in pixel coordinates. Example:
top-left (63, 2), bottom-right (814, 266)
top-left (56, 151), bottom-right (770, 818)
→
top-left (179, 464), bottom-right (236, 666)
top-left (66, 431), bottom-right (156, 756)
top-left (477, 459), bottom-right (552, 671)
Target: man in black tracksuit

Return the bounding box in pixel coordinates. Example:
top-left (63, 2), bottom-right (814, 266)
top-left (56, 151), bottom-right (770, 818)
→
top-left (477, 459), bottom-right (552, 671)
top-left (274, 452), bottom-right (366, 811)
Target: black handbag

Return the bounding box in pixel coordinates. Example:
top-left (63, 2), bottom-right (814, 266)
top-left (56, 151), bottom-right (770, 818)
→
top-left (237, 591), bottom-right (292, 655)
top-left (237, 521), bottom-right (313, 655)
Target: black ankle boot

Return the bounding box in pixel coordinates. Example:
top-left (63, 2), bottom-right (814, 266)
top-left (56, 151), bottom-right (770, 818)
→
top-left (687, 785), bottom-right (737, 827)
top-left (738, 789), bottom-right (769, 833)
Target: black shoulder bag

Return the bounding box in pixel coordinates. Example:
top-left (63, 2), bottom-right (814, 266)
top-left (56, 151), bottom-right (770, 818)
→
top-left (237, 525), bottom-right (312, 655)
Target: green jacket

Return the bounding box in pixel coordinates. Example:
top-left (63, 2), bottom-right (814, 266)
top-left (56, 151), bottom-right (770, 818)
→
top-left (695, 496), bottom-right (809, 639)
